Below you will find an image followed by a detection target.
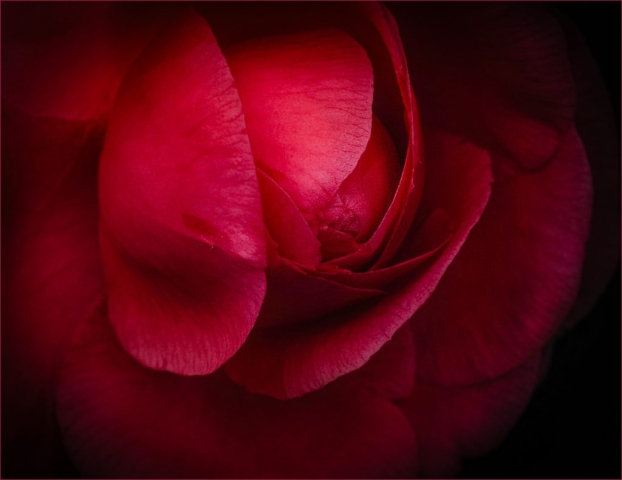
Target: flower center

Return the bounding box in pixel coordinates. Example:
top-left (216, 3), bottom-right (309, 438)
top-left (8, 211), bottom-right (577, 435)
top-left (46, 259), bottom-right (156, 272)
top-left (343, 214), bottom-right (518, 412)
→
top-left (314, 114), bottom-right (401, 261)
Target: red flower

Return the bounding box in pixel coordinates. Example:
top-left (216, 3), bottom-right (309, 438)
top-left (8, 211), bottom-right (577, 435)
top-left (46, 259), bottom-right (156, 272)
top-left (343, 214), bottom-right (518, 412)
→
top-left (2, 2), bottom-right (618, 478)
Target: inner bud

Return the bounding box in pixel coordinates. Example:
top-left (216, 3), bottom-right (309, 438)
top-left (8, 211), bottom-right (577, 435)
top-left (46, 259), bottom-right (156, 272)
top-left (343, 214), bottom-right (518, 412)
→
top-left (316, 115), bottom-right (401, 261)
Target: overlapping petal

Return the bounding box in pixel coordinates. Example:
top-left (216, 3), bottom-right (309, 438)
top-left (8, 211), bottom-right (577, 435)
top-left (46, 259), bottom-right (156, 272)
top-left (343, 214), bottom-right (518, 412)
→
top-left (225, 132), bottom-right (492, 398)
top-left (98, 10), bottom-right (266, 376)
top-left (225, 29), bottom-right (373, 215)
top-left (1, 4), bottom-right (168, 475)
top-left (412, 129), bottom-right (592, 386)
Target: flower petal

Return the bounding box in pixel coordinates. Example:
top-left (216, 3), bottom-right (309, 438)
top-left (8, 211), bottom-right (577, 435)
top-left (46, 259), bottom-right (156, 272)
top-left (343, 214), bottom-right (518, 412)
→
top-left (413, 129), bottom-right (592, 386)
top-left (397, 354), bottom-right (542, 477)
top-left (255, 258), bottom-right (383, 328)
top-left (391, 2), bottom-right (576, 171)
top-left (98, 10), bottom-right (266, 376)
top-left (257, 169), bottom-right (322, 268)
top-left (225, 29), bottom-right (373, 214)
top-left (225, 132), bottom-right (492, 398)
top-left (557, 13), bottom-right (621, 327)
top-left (57, 309), bottom-right (418, 478)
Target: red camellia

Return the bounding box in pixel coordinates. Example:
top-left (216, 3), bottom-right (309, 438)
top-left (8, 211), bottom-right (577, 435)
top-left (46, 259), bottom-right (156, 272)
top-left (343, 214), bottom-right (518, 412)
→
top-left (2, 2), bottom-right (619, 478)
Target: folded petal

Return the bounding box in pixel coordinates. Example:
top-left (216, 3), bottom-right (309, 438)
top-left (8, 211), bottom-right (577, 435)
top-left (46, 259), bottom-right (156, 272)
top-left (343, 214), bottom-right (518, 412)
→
top-left (57, 309), bottom-right (417, 478)
top-left (98, 10), bottom-right (266, 376)
top-left (413, 129), bottom-right (592, 386)
top-left (397, 354), bottom-right (542, 477)
top-left (226, 132), bottom-right (492, 398)
top-left (257, 170), bottom-right (322, 268)
top-left (225, 29), bottom-right (373, 214)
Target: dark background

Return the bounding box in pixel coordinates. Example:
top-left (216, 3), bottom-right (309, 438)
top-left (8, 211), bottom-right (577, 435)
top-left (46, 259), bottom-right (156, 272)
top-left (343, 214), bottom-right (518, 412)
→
top-left (457, 3), bottom-right (621, 478)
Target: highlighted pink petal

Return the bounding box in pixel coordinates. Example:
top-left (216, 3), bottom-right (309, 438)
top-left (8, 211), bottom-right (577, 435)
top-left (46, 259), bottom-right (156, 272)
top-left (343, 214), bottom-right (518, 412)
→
top-left (225, 29), bottom-right (373, 214)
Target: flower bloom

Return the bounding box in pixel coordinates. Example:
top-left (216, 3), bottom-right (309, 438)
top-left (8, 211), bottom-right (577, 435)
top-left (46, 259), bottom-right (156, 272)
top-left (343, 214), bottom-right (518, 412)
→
top-left (2, 2), bottom-right (619, 478)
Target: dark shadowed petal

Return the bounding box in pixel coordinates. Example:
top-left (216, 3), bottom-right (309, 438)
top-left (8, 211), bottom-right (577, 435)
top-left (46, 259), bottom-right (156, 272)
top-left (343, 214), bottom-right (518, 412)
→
top-left (57, 310), bottom-right (417, 479)
top-left (2, 107), bottom-right (105, 476)
top-left (255, 258), bottom-right (383, 328)
top-left (412, 129), bottom-right (592, 386)
top-left (225, 132), bottom-right (492, 399)
top-left (98, 10), bottom-right (266, 376)
top-left (397, 354), bottom-right (542, 477)
top-left (2, 3), bottom-right (170, 121)
top-left (556, 13), bottom-right (621, 327)
top-left (391, 2), bottom-right (576, 171)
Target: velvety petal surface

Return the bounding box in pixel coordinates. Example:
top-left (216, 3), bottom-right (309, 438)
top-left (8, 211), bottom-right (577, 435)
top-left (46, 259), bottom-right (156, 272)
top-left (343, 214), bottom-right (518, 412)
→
top-left (225, 29), bottom-right (373, 214)
top-left (98, 10), bottom-right (266, 376)
top-left (412, 129), bottom-right (592, 386)
top-left (398, 354), bottom-right (542, 477)
top-left (225, 132), bottom-right (492, 398)
top-left (57, 309), bottom-right (418, 478)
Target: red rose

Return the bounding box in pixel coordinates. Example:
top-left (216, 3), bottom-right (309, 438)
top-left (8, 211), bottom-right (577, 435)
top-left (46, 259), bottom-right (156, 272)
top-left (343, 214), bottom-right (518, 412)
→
top-left (2, 2), bottom-right (618, 478)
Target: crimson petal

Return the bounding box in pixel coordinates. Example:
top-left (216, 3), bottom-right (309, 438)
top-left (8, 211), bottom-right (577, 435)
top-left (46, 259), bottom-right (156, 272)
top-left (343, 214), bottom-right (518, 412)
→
top-left (225, 29), bottom-right (373, 216)
top-left (98, 10), bottom-right (266, 376)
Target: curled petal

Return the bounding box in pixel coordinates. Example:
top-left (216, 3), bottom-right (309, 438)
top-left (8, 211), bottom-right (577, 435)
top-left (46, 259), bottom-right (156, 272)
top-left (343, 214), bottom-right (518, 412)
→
top-left (226, 29), bottom-right (373, 215)
top-left (226, 132), bottom-right (492, 398)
